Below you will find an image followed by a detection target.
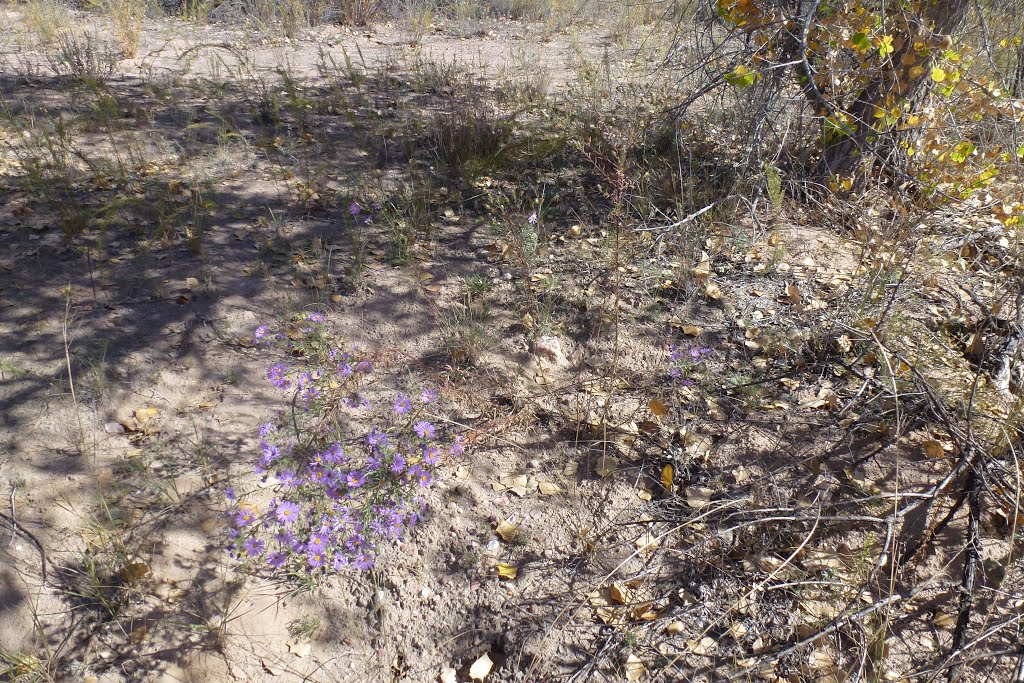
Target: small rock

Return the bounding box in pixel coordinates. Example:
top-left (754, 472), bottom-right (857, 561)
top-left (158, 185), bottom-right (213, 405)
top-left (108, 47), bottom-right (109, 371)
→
top-left (103, 422), bottom-right (125, 434)
top-left (485, 539), bottom-right (500, 552)
top-left (420, 586), bottom-right (431, 599)
top-left (533, 335), bottom-right (563, 362)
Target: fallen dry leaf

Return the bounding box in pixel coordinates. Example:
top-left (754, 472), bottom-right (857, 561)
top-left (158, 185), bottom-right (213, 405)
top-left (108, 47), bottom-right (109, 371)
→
top-left (595, 455), bottom-right (618, 478)
top-left (786, 283), bottom-right (803, 311)
top-left (497, 563), bottom-right (518, 580)
top-left (922, 439), bottom-right (945, 458)
top-left (661, 464), bottom-right (674, 492)
top-left (624, 653), bottom-right (646, 681)
top-left (469, 652), bottom-right (493, 681)
top-left (538, 481), bottom-right (563, 495)
top-left (685, 486), bottom-right (714, 510)
top-left (287, 639), bottom-right (311, 658)
top-left (439, 667), bottom-right (457, 683)
top-left (686, 636), bottom-right (717, 655)
top-left (495, 519), bottom-right (520, 543)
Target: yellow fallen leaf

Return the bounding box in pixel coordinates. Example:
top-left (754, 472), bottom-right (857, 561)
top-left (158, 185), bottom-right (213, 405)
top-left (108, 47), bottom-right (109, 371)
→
top-left (705, 281), bottom-right (723, 301)
top-left (119, 561), bottom-right (150, 585)
top-left (609, 582), bottom-right (631, 604)
top-left (497, 563), bottom-right (518, 580)
top-left (495, 520), bottom-right (520, 543)
top-left (661, 464), bottom-right (674, 492)
top-left (690, 251), bottom-right (711, 281)
top-left (682, 325), bottom-right (703, 336)
top-left (538, 481), bottom-right (563, 495)
top-left (665, 621), bottom-right (685, 635)
top-left (134, 407), bottom-right (159, 424)
top-left (686, 636), bottom-right (717, 655)
top-left (922, 440), bottom-right (944, 458)
top-left (648, 398), bottom-right (668, 417)
top-left (469, 653), bottom-right (493, 681)
top-left (786, 283), bottom-right (802, 310)
top-left (634, 531), bottom-right (660, 552)
top-left (624, 654), bottom-right (646, 681)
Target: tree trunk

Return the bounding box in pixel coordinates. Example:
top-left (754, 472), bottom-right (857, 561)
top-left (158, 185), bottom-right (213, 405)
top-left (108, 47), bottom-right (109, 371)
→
top-left (812, 0), bottom-right (971, 180)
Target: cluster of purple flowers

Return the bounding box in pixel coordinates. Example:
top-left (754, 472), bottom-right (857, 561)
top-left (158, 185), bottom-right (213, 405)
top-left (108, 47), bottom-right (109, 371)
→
top-left (668, 344), bottom-right (714, 386)
top-left (227, 318), bottom-right (464, 577)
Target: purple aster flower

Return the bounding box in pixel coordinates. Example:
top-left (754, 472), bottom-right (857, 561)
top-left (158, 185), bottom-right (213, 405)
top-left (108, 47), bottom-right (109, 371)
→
top-left (394, 394), bottom-right (412, 414)
top-left (276, 501), bottom-right (301, 525)
top-left (277, 469), bottom-right (300, 487)
top-left (337, 362), bottom-right (353, 377)
top-left (262, 443), bottom-right (281, 461)
top-left (390, 454), bottom-right (406, 473)
top-left (528, 211), bottom-right (538, 225)
top-left (306, 312), bottom-right (325, 323)
top-left (307, 533), bottom-right (329, 552)
top-left (235, 508), bottom-right (257, 527)
top-left (449, 435), bottom-right (464, 456)
top-left (324, 443), bottom-right (346, 464)
top-left (347, 471), bottom-right (366, 488)
top-left (242, 537), bottom-right (265, 557)
top-left (414, 421), bottom-right (435, 439)
top-left (423, 446), bottom-right (440, 466)
top-left (355, 360), bottom-right (373, 374)
top-left (417, 469), bottom-right (433, 487)
top-left (367, 455), bottom-right (383, 472)
top-left (349, 202), bottom-right (361, 216)
top-left (254, 325), bottom-right (270, 342)
top-left (266, 363), bottom-right (291, 389)
top-left (306, 466), bottom-right (329, 484)
top-left (266, 551), bottom-right (287, 568)
top-left (275, 530), bottom-right (298, 548)
top-left (352, 552), bottom-right (374, 570)
top-left (224, 486), bottom-right (236, 502)
top-left (258, 422), bottom-right (276, 437)
top-left (307, 551), bottom-right (326, 568)
top-left (332, 554), bottom-right (349, 570)
top-left (366, 428), bottom-right (389, 449)
top-left (420, 388), bottom-right (438, 403)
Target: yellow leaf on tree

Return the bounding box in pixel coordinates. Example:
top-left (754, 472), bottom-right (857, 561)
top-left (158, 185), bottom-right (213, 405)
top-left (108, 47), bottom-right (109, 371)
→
top-left (931, 67), bottom-right (947, 83)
